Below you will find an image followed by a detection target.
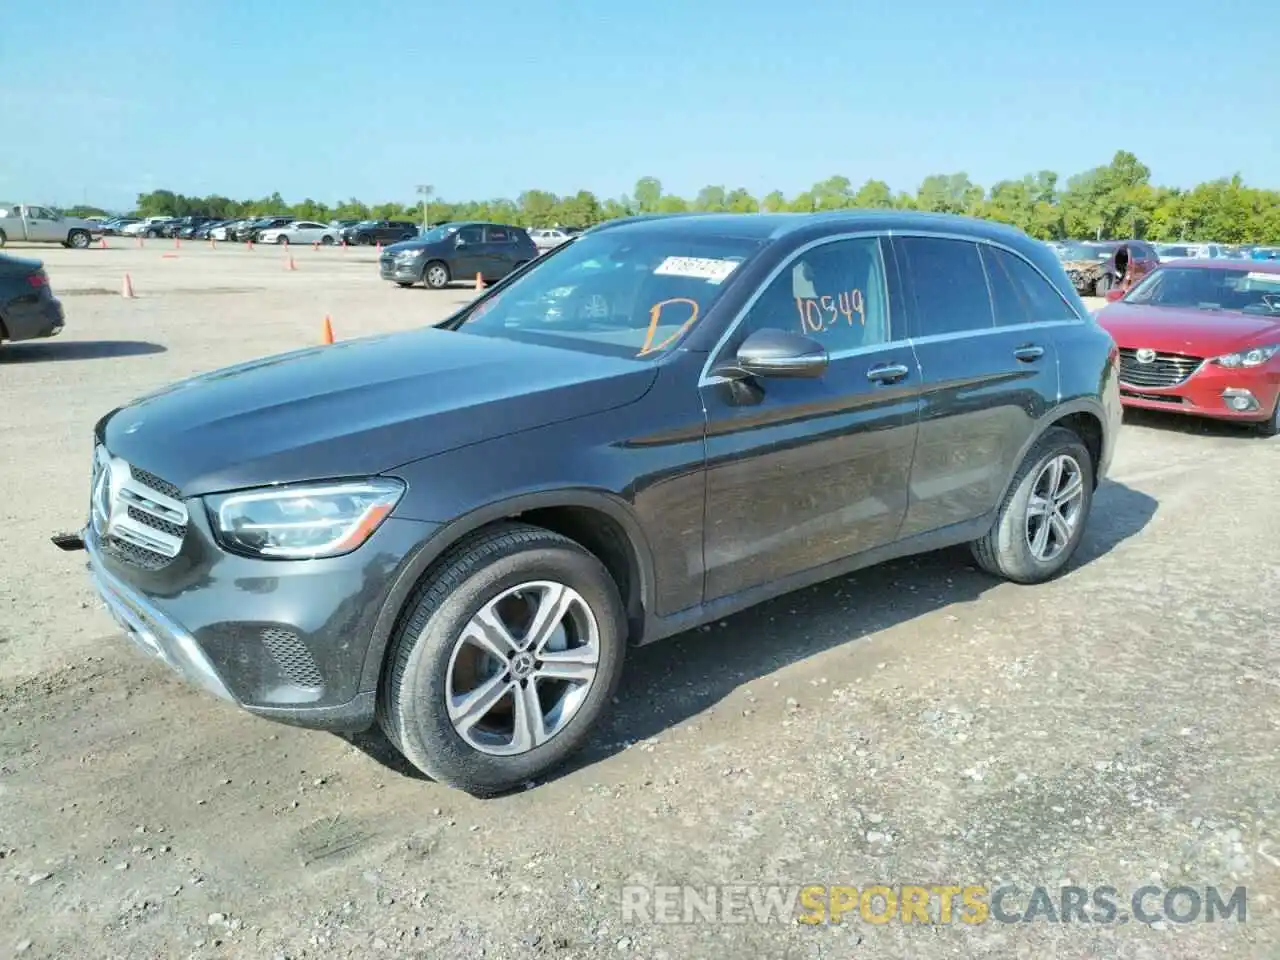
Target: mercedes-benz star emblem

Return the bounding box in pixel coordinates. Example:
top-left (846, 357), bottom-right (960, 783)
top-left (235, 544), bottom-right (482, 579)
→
top-left (1135, 348), bottom-right (1157, 364)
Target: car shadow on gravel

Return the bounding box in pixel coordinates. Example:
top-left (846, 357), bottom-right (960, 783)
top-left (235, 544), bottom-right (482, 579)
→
top-left (346, 479), bottom-right (1158, 790)
top-left (0, 339), bottom-right (166, 362)
top-left (1121, 407), bottom-right (1266, 440)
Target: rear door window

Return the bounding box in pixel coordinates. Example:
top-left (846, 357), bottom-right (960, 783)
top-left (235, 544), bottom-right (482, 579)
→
top-left (981, 245), bottom-right (1077, 326)
top-left (895, 236), bottom-right (994, 337)
top-left (486, 226), bottom-right (513, 243)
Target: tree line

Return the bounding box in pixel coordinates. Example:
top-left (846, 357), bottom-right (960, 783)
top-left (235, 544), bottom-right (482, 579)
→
top-left (68, 151), bottom-right (1280, 244)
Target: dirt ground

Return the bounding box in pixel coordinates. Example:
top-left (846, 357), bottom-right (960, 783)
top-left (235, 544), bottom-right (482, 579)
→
top-left (0, 241), bottom-right (1277, 960)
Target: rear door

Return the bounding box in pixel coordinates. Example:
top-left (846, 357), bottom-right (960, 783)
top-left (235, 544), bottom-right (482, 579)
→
top-left (482, 225), bottom-right (518, 279)
top-left (892, 235), bottom-right (1061, 538)
top-left (700, 234), bottom-right (921, 600)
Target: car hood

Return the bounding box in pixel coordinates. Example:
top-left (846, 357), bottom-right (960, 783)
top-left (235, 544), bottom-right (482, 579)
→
top-left (384, 238), bottom-right (441, 255)
top-left (1096, 303), bottom-right (1280, 356)
top-left (99, 328), bottom-right (658, 497)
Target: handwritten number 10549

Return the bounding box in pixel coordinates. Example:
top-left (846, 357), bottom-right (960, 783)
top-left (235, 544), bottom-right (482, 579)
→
top-left (796, 290), bottom-right (865, 335)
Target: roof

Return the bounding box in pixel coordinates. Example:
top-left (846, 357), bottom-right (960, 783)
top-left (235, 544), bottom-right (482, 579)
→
top-left (1157, 258), bottom-right (1280, 274)
top-left (587, 210), bottom-right (1037, 245)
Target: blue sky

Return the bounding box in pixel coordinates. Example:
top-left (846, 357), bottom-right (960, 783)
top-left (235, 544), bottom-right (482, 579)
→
top-left (2, 0), bottom-right (1275, 211)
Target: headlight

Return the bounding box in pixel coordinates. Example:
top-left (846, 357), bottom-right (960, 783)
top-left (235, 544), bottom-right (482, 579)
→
top-left (206, 478), bottom-right (404, 559)
top-left (1211, 344), bottom-right (1280, 368)
top-left (395, 248), bottom-right (423, 259)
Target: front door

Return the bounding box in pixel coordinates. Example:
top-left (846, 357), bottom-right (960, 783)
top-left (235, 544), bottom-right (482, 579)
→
top-left (24, 206), bottom-right (61, 242)
top-left (700, 235), bottom-right (920, 601)
top-left (451, 225), bottom-right (486, 280)
top-left (891, 235), bottom-right (1063, 537)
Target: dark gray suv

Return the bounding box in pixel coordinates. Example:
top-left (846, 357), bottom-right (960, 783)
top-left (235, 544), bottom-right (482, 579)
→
top-left (61, 211), bottom-right (1121, 796)
top-left (380, 221), bottom-right (538, 289)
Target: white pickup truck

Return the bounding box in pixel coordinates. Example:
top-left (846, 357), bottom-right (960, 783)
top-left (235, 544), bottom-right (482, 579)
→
top-left (0, 203), bottom-right (100, 248)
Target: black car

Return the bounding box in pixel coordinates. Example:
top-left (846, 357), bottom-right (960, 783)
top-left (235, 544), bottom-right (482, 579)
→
top-left (65, 211), bottom-right (1120, 796)
top-left (1, 253), bottom-right (64, 348)
top-left (380, 222), bottom-right (538, 288)
top-left (338, 219), bottom-right (420, 246)
top-left (233, 217), bottom-right (295, 243)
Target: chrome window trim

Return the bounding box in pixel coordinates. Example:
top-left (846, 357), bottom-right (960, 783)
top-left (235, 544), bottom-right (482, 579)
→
top-left (698, 228), bottom-right (1086, 387)
top-left (698, 230), bottom-right (897, 386)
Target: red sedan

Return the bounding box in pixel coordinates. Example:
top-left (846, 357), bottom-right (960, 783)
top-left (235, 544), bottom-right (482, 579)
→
top-left (1095, 259), bottom-right (1280, 436)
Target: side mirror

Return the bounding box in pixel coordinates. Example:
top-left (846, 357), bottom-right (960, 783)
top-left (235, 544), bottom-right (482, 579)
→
top-left (713, 328), bottom-right (828, 380)
top-left (1105, 288), bottom-right (1125, 302)
top-left (455, 235), bottom-right (467, 247)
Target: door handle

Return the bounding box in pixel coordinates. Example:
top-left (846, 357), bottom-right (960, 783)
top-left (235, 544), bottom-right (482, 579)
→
top-left (866, 362), bottom-right (910, 384)
top-left (1013, 344), bottom-right (1045, 362)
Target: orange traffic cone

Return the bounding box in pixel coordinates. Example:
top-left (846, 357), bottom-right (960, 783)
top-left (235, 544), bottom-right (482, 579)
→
top-left (121, 274), bottom-right (134, 298)
top-left (341, 239), bottom-right (348, 252)
top-left (311, 241), bottom-right (318, 251)
top-left (136, 235), bottom-right (143, 248)
top-left (174, 236), bottom-right (181, 249)
top-left (247, 239), bottom-right (254, 251)
top-left (375, 241), bottom-right (382, 254)
top-left (209, 236), bottom-right (216, 248)
top-left (474, 272), bottom-right (485, 290)
top-left (321, 315), bottom-right (334, 344)
top-left (98, 237), bottom-right (107, 249)
top-left (286, 254), bottom-right (296, 271)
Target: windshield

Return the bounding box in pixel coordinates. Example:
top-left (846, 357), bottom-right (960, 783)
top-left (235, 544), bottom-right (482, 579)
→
top-left (454, 230), bottom-right (762, 358)
top-left (421, 224), bottom-right (460, 242)
top-left (1123, 266), bottom-right (1280, 315)
top-left (1058, 242), bottom-right (1102, 261)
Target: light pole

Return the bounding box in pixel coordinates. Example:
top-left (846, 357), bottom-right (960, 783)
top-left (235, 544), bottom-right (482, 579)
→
top-left (416, 184), bottom-right (434, 232)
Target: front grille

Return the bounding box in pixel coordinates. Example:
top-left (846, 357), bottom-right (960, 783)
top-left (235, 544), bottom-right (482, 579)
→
top-left (261, 629), bottom-right (323, 688)
top-left (1118, 349), bottom-right (1202, 388)
top-left (129, 465), bottom-right (181, 500)
top-left (91, 448), bottom-right (189, 571)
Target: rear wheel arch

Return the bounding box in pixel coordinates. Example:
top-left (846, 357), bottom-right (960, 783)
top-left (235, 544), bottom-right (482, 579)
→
top-left (360, 490), bottom-right (656, 696)
top-left (1001, 403), bottom-right (1108, 504)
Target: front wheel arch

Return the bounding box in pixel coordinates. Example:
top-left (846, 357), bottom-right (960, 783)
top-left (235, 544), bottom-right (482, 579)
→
top-left (358, 490), bottom-right (656, 696)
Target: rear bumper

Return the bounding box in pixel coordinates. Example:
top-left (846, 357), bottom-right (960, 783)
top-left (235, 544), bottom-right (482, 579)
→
top-left (1119, 361), bottom-right (1279, 422)
top-left (2, 297), bottom-right (64, 342)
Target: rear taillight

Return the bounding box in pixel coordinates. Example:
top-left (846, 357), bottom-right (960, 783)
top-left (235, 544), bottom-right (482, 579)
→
top-left (27, 272), bottom-right (48, 289)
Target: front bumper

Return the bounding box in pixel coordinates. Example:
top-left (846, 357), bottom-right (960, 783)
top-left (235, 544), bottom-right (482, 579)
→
top-left (1119, 360), bottom-right (1279, 422)
top-left (3, 296), bottom-right (64, 342)
top-left (380, 256), bottom-right (423, 282)
top-left (83, 498), bottom-right (440, 732)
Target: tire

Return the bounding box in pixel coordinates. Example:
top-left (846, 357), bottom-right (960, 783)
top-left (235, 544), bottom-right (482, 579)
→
top-left (320, 235), bottom-right (334, 246)
top-left (357, 234), bottom-right (373, 246)
top-left (423, 260), bottom-right (450, 289)
top-left (0, 229), bottom-right (6, 248)
top-left (1094, 274), bottom-right (1112, 297)
top-left (970, 426), bottom-right (1094, 584)
top-left (1259, 398), bottom-right (1280, 438)
top-left (378, 522), bottom-right (627, 796)
top-left (276, 235), bottom-right (288, 245)
top-left (67, 230), bottom-right (90, 249)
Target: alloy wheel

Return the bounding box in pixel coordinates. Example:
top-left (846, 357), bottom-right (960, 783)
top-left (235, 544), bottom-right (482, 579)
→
top-left (426, 265), bottom-right (449, 287)
top-left (1024, 454), bottom-right (1085, 562)
top-left (445, 581), bottom-right (600, 756)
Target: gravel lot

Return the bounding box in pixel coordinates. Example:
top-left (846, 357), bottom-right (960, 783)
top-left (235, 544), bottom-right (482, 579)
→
top-left (1, 242), bottom-right (1277, 959)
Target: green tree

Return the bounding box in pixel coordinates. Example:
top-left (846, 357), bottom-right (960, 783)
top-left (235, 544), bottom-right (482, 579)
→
top-left (633, 177), bottom-right (662, 214)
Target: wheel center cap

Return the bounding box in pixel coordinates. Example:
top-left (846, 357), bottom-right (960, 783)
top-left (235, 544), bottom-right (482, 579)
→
top-left (510, 652), bottom-right (534, 679)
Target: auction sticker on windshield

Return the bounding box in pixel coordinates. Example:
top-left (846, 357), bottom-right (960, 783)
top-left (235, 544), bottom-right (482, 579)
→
top-left (654, 256), bottom-right (741, 284)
